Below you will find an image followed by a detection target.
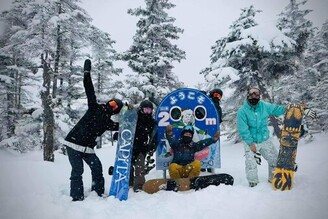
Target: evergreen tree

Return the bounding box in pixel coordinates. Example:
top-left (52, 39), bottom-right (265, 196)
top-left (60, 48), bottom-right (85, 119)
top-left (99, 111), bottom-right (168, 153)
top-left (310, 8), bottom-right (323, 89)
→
top-left (308, 20), bottom-right (328, 132)
top-left (0, 0), bottom-right (121, 157)
top-left (277, 0), bottom-right (315, 58)
top-left (88, 25), bottom-right (122, 101)
top-left (201, 5), bottom-right (295, 141)
top-left (122, 0), bottom-right (185, 104)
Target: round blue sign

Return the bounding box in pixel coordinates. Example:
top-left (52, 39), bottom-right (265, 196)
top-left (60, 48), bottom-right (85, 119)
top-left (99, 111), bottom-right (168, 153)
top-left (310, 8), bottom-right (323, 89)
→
top-left (155, 88), bottom-right (221, 170)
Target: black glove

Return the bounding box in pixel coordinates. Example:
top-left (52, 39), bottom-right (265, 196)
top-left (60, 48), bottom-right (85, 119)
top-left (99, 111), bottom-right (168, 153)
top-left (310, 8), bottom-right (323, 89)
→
top-left (84, 59), bottom-right (91, 73)
top-left (113, 132), bottom-right (118, 141)
top-left (108, 166), bottom-right (114, 175)
top-left (253, 152), bottom-right (261, 165)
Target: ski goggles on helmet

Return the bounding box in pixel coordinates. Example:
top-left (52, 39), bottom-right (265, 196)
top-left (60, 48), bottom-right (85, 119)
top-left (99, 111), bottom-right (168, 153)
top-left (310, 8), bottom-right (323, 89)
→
top-left (142, 107), bottom-right (152, 114)
top-left (184, 125), bottom-right (194, 132)
top-left (213, 92), bottom-right (222, 100)
top-left (108, 100), bottom-right (118, 110)
top-left (247, 88), bottom-right (260, 98)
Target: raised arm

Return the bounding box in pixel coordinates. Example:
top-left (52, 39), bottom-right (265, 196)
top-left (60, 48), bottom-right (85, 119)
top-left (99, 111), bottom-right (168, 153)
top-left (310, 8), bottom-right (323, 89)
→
top-left (165, 125), bottom-right (178, 149)
top-left (83, 59), bottom-right (97, 108)
top-left (194, 131), bottom-right (219, 152)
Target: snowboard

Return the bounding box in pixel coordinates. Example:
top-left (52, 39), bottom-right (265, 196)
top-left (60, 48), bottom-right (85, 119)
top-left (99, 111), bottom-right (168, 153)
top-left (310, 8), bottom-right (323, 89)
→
top-left (108, 106), bottom-right (138, 201)
top-left (272, 104), bottom-right (305, 191)
top-left (142, 173), bottom-right (234, 194)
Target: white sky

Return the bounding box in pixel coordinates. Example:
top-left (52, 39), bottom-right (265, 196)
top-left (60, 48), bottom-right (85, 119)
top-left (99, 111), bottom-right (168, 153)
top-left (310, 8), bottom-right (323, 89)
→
top-left (0, 0), bottom-right (327, 87)
top-left (79, 0), bottom-right (328, 87)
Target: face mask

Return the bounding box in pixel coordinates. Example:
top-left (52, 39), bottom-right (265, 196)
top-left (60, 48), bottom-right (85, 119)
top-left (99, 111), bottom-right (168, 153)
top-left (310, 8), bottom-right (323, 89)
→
top-left (248, 98), bottom-right (259, 106)
top-left (182, 136), bottom-right (192, 144)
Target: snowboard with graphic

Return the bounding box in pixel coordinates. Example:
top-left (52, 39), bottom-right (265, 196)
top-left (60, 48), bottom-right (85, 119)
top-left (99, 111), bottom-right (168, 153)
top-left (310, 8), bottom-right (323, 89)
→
top-left (272, 104), bottom-right (305, 191)
top-left (108, 106), bottom-right (138, 201)
top-left (142, 174), bottom-right (234, 194)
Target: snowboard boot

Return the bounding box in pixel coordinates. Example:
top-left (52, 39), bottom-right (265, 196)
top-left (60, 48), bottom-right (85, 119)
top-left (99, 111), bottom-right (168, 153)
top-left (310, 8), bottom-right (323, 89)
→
top-left (165, 180), bottom-right (179, 192)
top-left (249, 182), bottom-right (257, 187)
top-left (72, 196), bottom-right (84, 202)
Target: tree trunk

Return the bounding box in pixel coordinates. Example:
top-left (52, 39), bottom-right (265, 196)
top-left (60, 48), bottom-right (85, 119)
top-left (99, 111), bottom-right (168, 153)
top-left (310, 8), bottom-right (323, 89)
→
top-left (52, 1), bottom-right (62, 101)
top-left (41, 53), bottom-right (55, 162)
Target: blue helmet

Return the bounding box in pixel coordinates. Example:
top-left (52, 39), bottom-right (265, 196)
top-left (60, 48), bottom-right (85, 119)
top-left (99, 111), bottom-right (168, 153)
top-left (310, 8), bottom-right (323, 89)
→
top-left (181, 125), bottom-right (194, 136)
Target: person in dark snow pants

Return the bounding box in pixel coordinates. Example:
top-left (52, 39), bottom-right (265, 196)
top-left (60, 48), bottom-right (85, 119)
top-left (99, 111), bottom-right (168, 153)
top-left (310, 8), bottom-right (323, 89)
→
top-left (63, 59), bottom-right (123, 201)
top-left (129, 100), bottom-right (158, 192)
top-left (201, 88), bottom-right (224, 173)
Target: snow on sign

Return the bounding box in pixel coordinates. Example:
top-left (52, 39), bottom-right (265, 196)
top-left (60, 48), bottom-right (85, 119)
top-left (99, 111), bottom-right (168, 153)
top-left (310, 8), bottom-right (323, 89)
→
top-left (155, 88), bottom-right (221, 170)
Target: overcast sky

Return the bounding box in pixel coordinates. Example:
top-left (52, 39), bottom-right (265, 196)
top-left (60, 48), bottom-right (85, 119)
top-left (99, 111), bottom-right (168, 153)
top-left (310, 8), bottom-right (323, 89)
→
top-left (81, 0), bottom-right (328, 87)
top-left (1, 0), bottom-right (327, 87)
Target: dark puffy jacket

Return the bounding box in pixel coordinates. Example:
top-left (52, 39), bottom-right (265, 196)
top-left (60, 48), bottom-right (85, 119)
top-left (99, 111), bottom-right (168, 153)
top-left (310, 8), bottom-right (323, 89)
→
top-left (64, 72), bottom-right (119, 148)
top-left (209, 89), bottom-right (223, 123)
top-left (167, 133), bottom-right (216, 166)
top-left (133, 112), bottom-right (158, 155)
top-left (212, 99), bottom-right (222, 123)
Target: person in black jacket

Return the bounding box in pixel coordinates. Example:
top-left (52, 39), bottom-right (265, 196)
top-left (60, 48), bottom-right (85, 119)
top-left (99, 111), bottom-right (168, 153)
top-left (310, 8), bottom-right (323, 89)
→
top-left (209, 88), bottom-right (223, 124)
top-left (167, 125), bottom-right (220, 179)
top-left (201, 88), bottom-right (223, 173)
top-left (130, 100), bottom-right (158, 192)
top-left (63, 59), bottom-right (123, 201)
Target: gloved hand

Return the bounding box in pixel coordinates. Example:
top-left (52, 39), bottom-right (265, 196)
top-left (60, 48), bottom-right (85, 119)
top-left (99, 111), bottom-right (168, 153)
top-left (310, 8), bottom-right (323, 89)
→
top-left (166, 125), bottom-right (173, 135)
top-left (304, 108), bottom-right (317, 119)
top-left (213, 131), bottom-right (220, 141)
top-left (113, 132), bottom-right (118, 141)
top-left (253, 152), bottom-right (262, 165)
top-left (84, 59), bottom-right (91, 73)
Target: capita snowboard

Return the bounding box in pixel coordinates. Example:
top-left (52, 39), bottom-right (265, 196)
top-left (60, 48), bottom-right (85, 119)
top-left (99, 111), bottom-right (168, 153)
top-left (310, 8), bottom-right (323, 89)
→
top-left (108, 106), bottom-right (138, 201)
top-left (142, 173), bottom-right (234, 194)
top-left (272, 104), bottom-right (305, 191)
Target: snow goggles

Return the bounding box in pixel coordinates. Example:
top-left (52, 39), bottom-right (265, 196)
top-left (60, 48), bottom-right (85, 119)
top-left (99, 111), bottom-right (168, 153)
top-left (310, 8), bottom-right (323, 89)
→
top-left (213, 92), bottom-right (222, 100)
top-left (142, 107), bottom-right (152, 114)
top-left (248, 88), bottom-right (260, 98)
top-left (108, 100), bottom-right (118, 110)
top-left (184, 125), bottom-right (194, 132)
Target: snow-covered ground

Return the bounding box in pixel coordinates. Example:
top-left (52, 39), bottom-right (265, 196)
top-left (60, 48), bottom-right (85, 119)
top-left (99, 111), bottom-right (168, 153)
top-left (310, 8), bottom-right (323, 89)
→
top-left (1, 133), bottom-right (328, 219)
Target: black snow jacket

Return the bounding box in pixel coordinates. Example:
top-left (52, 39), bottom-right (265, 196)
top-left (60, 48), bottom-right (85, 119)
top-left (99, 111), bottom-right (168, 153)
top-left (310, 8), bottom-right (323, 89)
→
top-left (212, 98), bottom-right (223, 124)
top-left (132, 112), bottom-right (158, 156)
top-left (64, 72), bottom-right (119, 148)
top-left (167, 133), bottom-right (216, 166)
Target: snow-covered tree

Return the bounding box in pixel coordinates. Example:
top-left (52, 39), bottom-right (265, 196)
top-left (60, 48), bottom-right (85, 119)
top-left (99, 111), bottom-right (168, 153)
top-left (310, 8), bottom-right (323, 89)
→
top-left (201, 5), bottom-right (295, 141)
top-left (308, 20), bottom-right (328, 132)
top-left (277, 0), bottom-right (315, 57)
top-left (122, 0), bottom-right (185, 104)
top-left (88, 26), bottom-right (122, 102)
top-left (0, 0), bottom-right (121, 158)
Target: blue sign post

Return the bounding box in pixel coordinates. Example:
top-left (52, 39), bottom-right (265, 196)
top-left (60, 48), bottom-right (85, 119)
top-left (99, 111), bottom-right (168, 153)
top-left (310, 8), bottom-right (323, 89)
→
top-left (155, 88), bottom-right (221, 170)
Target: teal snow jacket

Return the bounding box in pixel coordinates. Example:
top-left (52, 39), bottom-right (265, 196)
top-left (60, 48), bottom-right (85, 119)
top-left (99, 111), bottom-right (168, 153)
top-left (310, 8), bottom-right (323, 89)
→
top-left (237, 99), bottom-right (285, 147)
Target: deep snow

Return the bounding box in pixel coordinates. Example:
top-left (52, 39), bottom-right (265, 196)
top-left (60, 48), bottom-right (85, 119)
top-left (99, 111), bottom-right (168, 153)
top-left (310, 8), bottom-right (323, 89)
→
top-left (1, 133), bottom-right (328, 219)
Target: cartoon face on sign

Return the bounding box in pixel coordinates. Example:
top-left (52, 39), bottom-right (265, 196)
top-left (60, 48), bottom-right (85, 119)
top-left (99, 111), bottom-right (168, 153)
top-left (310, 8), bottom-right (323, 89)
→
top-left (155, 88), bottom-right (221, 170)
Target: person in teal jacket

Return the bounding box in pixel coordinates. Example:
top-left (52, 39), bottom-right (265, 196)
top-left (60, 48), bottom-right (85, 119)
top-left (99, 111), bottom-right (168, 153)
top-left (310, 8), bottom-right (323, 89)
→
top-left (237, 87), bottom-right (285, 187)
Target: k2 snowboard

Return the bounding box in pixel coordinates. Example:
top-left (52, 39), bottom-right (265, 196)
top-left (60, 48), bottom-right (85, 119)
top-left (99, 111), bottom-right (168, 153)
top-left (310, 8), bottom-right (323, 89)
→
top-left (109, 106), bottom-right (138, 201)
top-left (272, 104), bottom-right (305, 191)
top-left (142, 173), bottom-right (234, 194)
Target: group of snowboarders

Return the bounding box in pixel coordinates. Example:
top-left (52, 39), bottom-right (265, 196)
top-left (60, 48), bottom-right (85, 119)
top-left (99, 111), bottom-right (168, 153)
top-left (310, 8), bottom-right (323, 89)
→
top-left (64, 59), bottom-right (317, 201)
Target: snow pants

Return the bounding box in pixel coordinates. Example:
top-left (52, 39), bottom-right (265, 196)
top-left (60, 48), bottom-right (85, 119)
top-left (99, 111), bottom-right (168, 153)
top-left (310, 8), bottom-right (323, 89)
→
top-left (244, 139), bottom-right (278, 184)
top-left (66, 146), bottom-right (104, 200)
top-left (169, 160), bottom-right (202, 179)
top-left (130, 152), bottom-right (146, 192)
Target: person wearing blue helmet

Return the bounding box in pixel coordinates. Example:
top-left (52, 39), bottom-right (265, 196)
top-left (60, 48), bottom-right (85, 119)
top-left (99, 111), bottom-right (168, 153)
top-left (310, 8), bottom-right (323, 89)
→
top-left (166, 125), bottom-right (220, 179)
